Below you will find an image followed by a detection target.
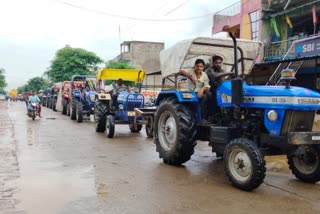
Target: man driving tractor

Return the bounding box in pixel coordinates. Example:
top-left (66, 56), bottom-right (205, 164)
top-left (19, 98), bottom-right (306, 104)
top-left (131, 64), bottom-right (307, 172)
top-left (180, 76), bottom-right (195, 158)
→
top-left (111, 78), bottom-right (131, 109)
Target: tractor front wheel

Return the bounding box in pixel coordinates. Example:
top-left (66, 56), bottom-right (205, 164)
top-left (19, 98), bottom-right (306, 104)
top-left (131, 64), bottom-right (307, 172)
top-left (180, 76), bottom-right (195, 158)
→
top-left (70, 99), bottom-right (76, 120)
top-left (288, 146), bottom-right (320, 183)
top-left (62, 99), bottom-right (67, 115)
top-left (145, 116), bottom-right (154, 138)
top-left (94, 101), bottom-right (108, 132)
top-left (154, 98), bottom-right (197, 165)
top-left (129, 123), bottom-right (142, 133)
top-left (224, 138), bottom-right (266, 191)
top-left (52, 98), bottom-right (57, 112)
top-left (105, 115), bottom-right (115, 138)
top-left (76, 101), bottom-right (83, 123)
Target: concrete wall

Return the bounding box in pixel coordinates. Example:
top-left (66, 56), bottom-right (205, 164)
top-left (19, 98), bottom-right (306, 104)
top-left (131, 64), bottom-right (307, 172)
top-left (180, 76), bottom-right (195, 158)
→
top-left (114, 41), bottom-right (164, 87)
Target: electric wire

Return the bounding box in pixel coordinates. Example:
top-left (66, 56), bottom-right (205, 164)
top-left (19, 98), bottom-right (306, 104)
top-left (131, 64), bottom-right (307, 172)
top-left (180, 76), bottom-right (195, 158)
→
top-left (55, 0), bottom-right (212, 22)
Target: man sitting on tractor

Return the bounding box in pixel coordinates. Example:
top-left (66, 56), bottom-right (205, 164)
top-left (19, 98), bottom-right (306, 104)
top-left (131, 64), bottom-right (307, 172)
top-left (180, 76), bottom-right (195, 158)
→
top-left (205, 55), bottom-right (230, 119)
top-left (111, 78), bottom-right (130, 109)
top-left (180, 59), bottom-right (211, 122)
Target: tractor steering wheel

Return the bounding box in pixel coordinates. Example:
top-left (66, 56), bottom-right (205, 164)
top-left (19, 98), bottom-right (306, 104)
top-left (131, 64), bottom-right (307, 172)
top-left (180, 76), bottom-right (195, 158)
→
top-left (212, 72), bottom-right (235, 87)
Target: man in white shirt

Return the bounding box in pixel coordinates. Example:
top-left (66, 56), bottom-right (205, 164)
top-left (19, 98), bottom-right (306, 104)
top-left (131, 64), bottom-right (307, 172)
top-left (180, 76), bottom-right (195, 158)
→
top-left (180, 59), bottom-right (210, 122)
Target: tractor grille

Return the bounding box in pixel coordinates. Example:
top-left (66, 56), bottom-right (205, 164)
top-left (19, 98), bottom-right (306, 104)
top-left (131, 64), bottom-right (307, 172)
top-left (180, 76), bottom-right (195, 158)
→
top-left (281, 110), bottom-right (315, 135)
top-left (126, 95), bottom-right (144, 112)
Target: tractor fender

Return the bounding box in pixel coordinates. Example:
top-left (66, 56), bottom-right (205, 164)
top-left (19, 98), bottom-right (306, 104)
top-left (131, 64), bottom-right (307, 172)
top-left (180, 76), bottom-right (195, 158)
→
top-left (155, 91), bottom-right (201, 124)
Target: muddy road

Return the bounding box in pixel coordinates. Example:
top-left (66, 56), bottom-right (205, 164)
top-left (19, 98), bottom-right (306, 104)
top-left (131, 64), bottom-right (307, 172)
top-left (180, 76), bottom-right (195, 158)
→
top-left (1, 101), bottom-right (320, 214)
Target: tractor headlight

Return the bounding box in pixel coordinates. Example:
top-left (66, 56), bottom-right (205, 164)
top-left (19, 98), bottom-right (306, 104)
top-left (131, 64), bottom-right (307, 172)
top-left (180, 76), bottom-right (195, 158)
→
top-left (267, 110), bottom-right (278, 121)
top-left (119, 104), bottom-right (124, 110)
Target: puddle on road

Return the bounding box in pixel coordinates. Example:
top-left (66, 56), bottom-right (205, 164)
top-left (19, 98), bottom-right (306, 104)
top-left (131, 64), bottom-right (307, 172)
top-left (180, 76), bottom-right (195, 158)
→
top-left (15, 159), bottom-right (96, 214)
top-left (45, 117), bottom-right (57, 120)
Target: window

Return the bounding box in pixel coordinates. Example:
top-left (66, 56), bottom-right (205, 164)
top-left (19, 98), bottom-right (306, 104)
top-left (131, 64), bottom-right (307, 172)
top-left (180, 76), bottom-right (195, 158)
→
top-left (250, 11), bottom-right (260, 41)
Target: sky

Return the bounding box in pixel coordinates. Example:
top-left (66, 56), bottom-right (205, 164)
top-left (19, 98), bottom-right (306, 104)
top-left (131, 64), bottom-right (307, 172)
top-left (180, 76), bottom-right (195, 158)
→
top-left (0, 0), bottom-right (238, 90)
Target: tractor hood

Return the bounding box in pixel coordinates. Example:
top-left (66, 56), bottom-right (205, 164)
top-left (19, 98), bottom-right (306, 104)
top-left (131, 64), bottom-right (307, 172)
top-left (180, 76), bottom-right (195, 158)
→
top-left (217, 81), bottom-right (320, 110)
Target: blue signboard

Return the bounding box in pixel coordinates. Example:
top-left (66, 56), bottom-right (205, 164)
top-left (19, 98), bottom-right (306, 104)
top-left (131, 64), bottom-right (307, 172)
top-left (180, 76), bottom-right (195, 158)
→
top-left (295, 36), bottom-right (320, 57)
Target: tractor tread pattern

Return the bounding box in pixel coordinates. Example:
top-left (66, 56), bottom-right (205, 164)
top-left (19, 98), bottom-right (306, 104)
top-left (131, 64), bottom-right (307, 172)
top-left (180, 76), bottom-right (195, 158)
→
top-left (224, 138), bottom-right (266, 191)
top-left (154, 98), bottom-right (197, 165)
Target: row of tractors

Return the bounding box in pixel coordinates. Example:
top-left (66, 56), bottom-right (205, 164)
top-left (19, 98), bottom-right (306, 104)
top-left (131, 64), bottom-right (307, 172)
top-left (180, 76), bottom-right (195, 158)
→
top-left (40, 33), bottom-right (320, 192)
top-left (41, 70), bottom-right (155, 139)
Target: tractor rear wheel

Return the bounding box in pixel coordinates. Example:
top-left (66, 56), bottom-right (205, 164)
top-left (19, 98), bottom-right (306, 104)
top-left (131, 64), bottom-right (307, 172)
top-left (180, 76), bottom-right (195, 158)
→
top-left (70, 99), bottom-right (77, 120)
top-left (224, 138), bottom-right (266, 191)
top-left (105, 115), bottom-right (115, 138)
top-left (288, 146), bottom-right (320, 183)
top-left (154, 98), bottom-right (197, 165)
top-left (76, 101), bottom-right (83, 123)
top-left (94, 101), bottom-right (108, 132)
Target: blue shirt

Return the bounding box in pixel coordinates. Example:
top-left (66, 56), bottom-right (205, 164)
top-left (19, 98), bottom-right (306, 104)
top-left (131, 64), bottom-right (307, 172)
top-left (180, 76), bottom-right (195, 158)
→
top-left (28, 95), bottom-right (40, 103)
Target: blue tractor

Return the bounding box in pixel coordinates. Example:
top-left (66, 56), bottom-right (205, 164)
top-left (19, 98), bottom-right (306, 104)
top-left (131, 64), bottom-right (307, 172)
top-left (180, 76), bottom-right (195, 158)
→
top-left (94, 69), bottom-right (150, 138)
top-left (153, 32), bottom-right (320, 191)
top-left (69, 75), bottom-right (96, 123)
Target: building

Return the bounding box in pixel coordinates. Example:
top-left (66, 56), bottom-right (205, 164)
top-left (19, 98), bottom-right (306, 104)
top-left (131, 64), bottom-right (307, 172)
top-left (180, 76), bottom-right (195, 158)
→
top-left (113, 41), bottom-right (164, 87)
top-left (212, 0), bottom-right (320, 61)
top-left (212, 0), bottom-right (320, 91)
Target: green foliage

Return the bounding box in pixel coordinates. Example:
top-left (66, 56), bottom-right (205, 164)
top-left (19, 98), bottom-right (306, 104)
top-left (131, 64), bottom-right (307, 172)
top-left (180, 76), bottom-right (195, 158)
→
top-left (0, 88), bottom-right (6, 95)
top-left (105, 60), bottom-right (135, 69)
top-left (46, 46), bottom-right (103, 83)
top-left (18, 77), bottom-right (47, 93)
top-left (0, 68), bottom-right (7, 91)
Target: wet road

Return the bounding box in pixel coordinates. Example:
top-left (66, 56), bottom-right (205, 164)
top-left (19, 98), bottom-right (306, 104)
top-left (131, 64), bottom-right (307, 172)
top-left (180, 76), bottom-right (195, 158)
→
top-left (1, 101), bottom-right (320, 214)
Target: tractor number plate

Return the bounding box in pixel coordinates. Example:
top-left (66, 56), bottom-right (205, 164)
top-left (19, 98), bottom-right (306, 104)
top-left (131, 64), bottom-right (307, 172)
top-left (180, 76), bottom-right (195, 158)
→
top-left (312, 136), bottom-right (320, 141)
top-left (127, 111), bottom-right (135, 116)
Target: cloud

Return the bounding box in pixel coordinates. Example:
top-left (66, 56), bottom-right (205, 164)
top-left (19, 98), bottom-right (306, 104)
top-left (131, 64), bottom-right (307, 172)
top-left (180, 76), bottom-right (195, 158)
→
top-left (0, 0), bottom-right (238, 89)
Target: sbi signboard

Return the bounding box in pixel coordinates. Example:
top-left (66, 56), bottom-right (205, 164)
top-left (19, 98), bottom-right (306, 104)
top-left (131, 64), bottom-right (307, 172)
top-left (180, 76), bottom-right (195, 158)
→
top-left (295, 36), bottom-right (320, 57)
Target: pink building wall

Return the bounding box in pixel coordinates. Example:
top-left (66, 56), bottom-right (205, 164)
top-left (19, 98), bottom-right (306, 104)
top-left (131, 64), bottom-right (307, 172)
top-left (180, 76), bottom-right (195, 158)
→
top-left (212, 0), bottom-right (262, 40)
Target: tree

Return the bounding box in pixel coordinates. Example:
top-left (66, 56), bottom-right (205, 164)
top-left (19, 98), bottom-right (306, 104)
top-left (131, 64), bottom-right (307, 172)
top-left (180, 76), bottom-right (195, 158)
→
top-left (105, 60), bottom-right (135, 69)
top-left (46, 46), bottom-right (103, 83)
top-left (17, 77), bottom-right (48, 93)
top-left (0, 68), bottom-right (7, 94)
top-left (17, 85), bottom-right (27, 94)
top-left (26, 77), bottom-right (47, 92)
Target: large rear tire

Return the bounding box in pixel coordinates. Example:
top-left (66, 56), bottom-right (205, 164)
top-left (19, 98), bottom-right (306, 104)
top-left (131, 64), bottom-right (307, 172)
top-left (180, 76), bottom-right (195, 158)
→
top-left (76, 101), bottom-right (83, 123)
top-left (94, 101), bottom-right (108, 132)
top-left (154, 98), bottom-right (197, 165)
top-left (224, 138), bottom-right (266, 191)
top-left (105, 115), bottom-right (115, 138)
top-left (287, 146), bottom-right (320, 183)
top-left (70, 99), bottom-right (77, 120)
